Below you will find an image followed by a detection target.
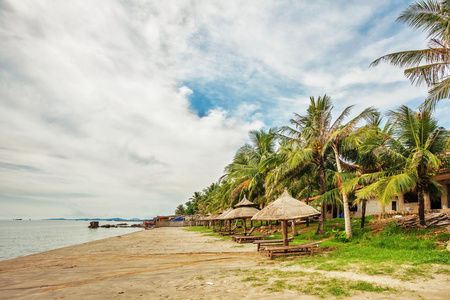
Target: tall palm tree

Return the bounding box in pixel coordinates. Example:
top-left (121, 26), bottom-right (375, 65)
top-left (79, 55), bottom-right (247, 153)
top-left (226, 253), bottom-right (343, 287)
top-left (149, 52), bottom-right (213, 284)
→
top-left (356, 104), bottom-right (449, 225)
top-left (341, 113), bottom-right (395, 228)
top-left (371, 0), bottom-right (450, 107)
top-left (283, 95), bottom-right (375, 236)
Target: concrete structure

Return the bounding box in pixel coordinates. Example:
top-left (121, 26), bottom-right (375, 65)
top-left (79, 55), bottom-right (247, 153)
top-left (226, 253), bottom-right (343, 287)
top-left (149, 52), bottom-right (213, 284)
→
top-left (348, 173), bottom-right (450, 218)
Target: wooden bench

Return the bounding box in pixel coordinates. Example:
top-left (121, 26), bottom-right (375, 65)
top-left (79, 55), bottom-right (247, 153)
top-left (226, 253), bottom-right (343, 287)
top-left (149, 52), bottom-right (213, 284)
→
top-left (218, 231), bottom-right (239, 236)
top-left (231, 234), bottom-right (269, 243)
top-left (253, 237), bottom-right (294, 251)
top-left (262, 241), bottom-right (321, 260)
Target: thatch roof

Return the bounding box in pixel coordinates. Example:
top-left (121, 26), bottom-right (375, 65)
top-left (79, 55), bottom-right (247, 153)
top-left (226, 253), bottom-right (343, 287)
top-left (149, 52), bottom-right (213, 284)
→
top-left (198, 213), bottom-right (211, 221)
top-left (205, 214), bottom-right (219, 221)
top-left (215, 208), bottom-right (233, 220)
top-left (251, 190), bottom-right (320, 221)
top-left (234, 195), bottom-right (257, 208)
top-left (224, 206), bottom-right (260, 220)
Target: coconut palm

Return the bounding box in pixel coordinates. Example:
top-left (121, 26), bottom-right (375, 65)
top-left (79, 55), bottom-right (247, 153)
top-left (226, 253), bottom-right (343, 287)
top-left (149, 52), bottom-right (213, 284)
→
top-left (371, 0), bottom-right (450, 107)
top-left (175, 204), bottom-right (186, 215)
top-left (283, 95), bottom-right (375, 237)
top-left (356, 104), bottom-right (449, 225)
top-left (341, 113), bottom-right (396, 228)
top-left (222, 129), bottom-right (279, 207)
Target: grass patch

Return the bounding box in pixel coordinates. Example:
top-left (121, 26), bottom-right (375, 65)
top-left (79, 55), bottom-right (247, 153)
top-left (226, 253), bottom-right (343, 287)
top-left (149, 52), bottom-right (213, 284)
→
top-left (362, 265), bottom-right (395, 276)
top-left (314, 261), bottom-right (349, 271)
top-left (435, 267), bottom-right (450, 274)
top-left (226, 268), bottom-right (396, 298)
top-left (184, 226), bottom-right (212, 234)
top-left (242, 276), bottom-right (260, 282)
top-left (288, 219), bottom-right (450, 270)
top-left (267, 280), bottom-right (286, 292)
top-left (349, 281), bottom-right (394, 293)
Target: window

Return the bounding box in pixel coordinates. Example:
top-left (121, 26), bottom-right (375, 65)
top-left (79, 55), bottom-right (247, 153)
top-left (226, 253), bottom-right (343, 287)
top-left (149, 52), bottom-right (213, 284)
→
top-left (404, 192), bottom-right (418, 203)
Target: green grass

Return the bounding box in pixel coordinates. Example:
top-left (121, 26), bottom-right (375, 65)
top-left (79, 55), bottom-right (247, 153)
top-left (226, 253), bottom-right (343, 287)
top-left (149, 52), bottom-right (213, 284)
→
top-left (187, 218), bottom-right (450, 298)
top-left (348, 281), bottom-right (394, 293)
top-left (231, 269), bottom-right (395, 298)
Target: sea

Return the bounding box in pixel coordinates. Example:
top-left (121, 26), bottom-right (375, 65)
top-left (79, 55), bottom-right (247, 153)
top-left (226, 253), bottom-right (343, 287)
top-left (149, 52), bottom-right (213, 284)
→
top-left (0, 219), bottom-right (143, 261)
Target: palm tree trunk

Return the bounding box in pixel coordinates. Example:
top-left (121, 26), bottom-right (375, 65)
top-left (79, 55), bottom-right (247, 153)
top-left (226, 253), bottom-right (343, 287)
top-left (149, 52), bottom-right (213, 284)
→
top-left (316, 166), bottom-right (327, 235)
top-left (418, 189), bottom-right (426, 226)
top-left (333, 147), bottom-right (352, 238)
top-left (361, 200), bottom-right (367, 228)
top-left (316, 203), bottom-right (325, 235)
top-left (306, 194), bottom-right (310, 227)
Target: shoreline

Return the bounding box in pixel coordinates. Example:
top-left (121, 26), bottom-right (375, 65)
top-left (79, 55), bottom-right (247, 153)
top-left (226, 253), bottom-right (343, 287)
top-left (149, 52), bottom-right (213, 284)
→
top-left (0, 227), bottom-right (258, 299)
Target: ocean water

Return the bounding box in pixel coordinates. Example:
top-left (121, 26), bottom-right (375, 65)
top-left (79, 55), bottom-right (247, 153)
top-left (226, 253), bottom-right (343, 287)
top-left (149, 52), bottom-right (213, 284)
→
top-left (0, 220), bottom-right (143, 261)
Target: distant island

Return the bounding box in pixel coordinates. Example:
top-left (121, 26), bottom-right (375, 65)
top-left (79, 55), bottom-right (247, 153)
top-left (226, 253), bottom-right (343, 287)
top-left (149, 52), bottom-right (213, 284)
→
top-left (45, 218), bottom-right (145, 221)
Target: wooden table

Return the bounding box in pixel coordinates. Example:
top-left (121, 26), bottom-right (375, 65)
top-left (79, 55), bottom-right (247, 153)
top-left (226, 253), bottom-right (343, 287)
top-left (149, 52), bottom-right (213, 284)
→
top-left (230, 234), bottom-right (269, 243)
top-left (253, 237), bottom-right (294, 251)
top-left (217, 231), bottom-right (239, 236)
top-left (262, 241), bottom-right (321, 260)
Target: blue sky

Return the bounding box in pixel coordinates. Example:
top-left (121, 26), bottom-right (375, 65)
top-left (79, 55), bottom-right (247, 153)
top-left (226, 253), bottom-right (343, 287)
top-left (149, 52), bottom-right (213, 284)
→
top-left (1, 0), bottom-right (448, 219)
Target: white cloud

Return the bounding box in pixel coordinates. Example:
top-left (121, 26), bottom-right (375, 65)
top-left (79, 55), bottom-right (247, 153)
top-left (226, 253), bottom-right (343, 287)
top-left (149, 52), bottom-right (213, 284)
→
top-left (0, 0), bottom-right (260, 219)
top-left (1, 0), bottom-right (449, 219)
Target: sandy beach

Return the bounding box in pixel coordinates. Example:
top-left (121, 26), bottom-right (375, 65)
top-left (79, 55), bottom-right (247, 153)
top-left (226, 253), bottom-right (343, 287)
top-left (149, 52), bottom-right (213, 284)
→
top-left (0, 227), bottom-right (448, 299)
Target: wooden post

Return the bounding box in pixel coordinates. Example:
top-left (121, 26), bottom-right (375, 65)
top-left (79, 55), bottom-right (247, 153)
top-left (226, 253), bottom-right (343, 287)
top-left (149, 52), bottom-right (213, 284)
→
top-left (291, 220), bottom-right (298, 236)
top-left (282, 220), bottom-right (288, 246)
top-left (243, 218), bottom-right (247, 235)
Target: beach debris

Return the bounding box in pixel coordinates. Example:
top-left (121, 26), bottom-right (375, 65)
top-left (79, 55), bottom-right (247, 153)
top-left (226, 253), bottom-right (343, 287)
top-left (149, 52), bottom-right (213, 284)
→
top-left (395, 212), bottom-right (450, 228)
top-left (206, 282), bottom-right (214, 285)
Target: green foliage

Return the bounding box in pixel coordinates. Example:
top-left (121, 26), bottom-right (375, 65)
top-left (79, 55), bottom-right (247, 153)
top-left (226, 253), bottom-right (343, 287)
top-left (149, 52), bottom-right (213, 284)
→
top-left (435, 232), bottom-right (450, 242)
top-left (174, 204), bottom-right (186, 215)
top-left (372, 0), bottom-right (450, 104)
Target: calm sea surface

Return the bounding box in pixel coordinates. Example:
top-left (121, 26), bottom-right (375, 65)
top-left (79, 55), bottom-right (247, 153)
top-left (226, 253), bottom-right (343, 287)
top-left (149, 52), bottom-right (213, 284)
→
top-left (0, 220), bottom-right (143, 261)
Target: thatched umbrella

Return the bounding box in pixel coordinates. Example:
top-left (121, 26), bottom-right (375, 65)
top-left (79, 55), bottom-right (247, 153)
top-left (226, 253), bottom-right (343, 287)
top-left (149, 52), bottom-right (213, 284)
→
top-left (224, 206), bottom-right (260, 234)
top-left (216, 208), bottom-right (233, 231)
top-left (234, 195), bottom-right (258, 208)
top-left (251, 190), bottom-right (320, 246)
top-left (200, 213), bottom-right (212, 227)
top-left (207, 214), bottom-right (220, 229)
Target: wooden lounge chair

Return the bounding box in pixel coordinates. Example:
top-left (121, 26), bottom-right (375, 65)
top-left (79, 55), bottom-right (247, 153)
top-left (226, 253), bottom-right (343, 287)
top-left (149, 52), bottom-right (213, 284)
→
top-left (253, 237), bottom-right (294, 251)
top-left (218, 230), bottom-right (239, 236)
top-left (230, 234), bottom-right (269, 243)
top-left (262, 241), bottom-right (321, 260)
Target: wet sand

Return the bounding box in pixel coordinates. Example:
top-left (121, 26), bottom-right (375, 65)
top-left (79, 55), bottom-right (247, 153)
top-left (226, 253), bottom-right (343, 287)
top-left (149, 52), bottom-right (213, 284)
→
top-left (0, 227), bottom-right (448, 299)
top-left (0, 227), bottom-right (262, 299)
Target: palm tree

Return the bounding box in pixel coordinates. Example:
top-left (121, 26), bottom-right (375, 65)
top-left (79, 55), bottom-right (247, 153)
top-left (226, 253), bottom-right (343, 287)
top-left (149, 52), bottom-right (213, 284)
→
top-left (185, 191), bottom-right (204, 215)
top-left (175, 204), bottom-right (186, 215)
top-left (283, 95), bottom-right (375, 237)
top-left (341, 113), bottom-right (395, 228)
top-left (222, 129), bottom-right (279, 207)
top-left (356, 104), bottom-right (449, 225)
top-left (371, 0), bottom-right (450, 107)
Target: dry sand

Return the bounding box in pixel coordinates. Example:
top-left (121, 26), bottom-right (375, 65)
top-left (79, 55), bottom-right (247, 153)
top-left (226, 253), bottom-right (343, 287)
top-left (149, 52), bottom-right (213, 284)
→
top-left (0, 227), bottom-right (448, 299)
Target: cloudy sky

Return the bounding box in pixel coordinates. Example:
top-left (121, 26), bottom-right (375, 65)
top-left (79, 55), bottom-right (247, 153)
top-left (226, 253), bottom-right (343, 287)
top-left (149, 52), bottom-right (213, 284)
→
top-left (1, 0), bottom-right (448, 219)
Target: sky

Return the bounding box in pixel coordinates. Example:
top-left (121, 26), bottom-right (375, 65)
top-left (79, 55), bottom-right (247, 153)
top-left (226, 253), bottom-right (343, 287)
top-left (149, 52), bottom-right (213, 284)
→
top-left (1, 0), bottom-right (449, 219)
